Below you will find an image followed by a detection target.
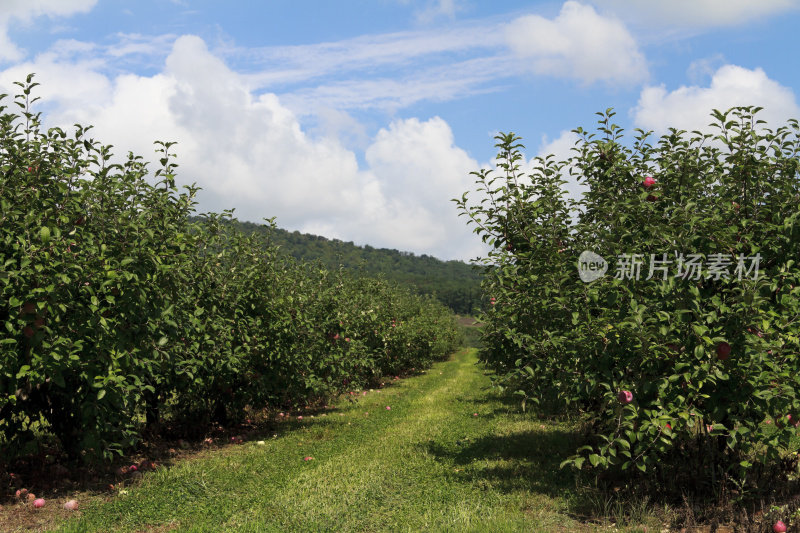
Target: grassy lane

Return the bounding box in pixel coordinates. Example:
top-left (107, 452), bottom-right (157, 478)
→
top-left (52, 349), bottom-right (651, 532)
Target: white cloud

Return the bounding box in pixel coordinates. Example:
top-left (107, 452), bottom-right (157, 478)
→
top-left (106, 33), bottom-right (177, 59)
top-left (0, 0), bottom-right (96, 20)
top-left (394, 0), bottom-right (465, 24)
top-left (217, 22), bottom-right (512, 114)
top-left (230, 23), bottom-right (507, 89)
top-left (309, 107), bottom-right (370, 151)
top-left (505, 1), bottom-right (648, 85)
top-left (413, 0), bottom-right (462, 24)
top-left (361, 117), bottom-right (484, 259)
top-left (633, 64), bottom-right (800, 135)
top-left (590, 0), bottom-right (799, 29)
top-left (0, 35), bottom-right (484, 260)
top-left (0, 0), bottom-right (97, 62)
top-left (0, 28), bottom-right (23, 63)
top-left (0, 46), bottom-right (111, 112)
top-left (686, 54), bottom-right (726, 84)
top-left (279, 55), bottom-right (512, 115)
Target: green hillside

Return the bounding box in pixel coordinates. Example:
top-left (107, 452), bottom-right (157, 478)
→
top-left (222, 219), bottom-right (483, 315)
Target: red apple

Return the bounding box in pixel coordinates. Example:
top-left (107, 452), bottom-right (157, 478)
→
top-left (716, 342), bottom-right (731, 360)
top-left (646, 194), bottom-right (658, 202)
top-left (617, 390), bottom-right (633, 405)
top-left (642, 176), bottom-right (656, 188)
top-left (63, 499), bottom-right (79, 511)
top-left (666, 343), bottom-right (680, 354)
top-left (773, 520), bottom-right (787, 533)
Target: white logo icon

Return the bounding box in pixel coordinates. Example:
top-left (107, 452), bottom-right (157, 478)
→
top-left (578, 251), bottom-right (607, 282)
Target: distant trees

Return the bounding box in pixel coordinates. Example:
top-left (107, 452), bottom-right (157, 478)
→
top-left (213, 219), bottom-right (483, 315)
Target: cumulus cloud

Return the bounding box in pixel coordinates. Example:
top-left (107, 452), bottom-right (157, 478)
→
top-left (362, 117), bottom-right (482, 258)
top-left (505, 1), bottom-right (647, 85)
top-left (591, 0), bottom-right (799, 29)
top-left (0, 42), bottom-right (111, 113)
top-left (686, 54), bottom-right (727, 84)
top-left (0, 0), bottom-right (97, 62)
top-left (0, 35), bottom-right (483, 260)
top-left (633, 64), bottom-right (800, 135)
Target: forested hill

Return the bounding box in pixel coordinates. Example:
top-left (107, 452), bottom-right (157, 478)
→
top-left (220, 219), bottom-right (483, 315)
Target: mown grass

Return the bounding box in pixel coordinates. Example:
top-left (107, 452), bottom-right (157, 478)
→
top-left (41, 348), bottom-right (664, 533)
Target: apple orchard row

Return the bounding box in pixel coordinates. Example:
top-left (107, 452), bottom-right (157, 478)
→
top-left (0, 76), bottom-right (461, 462)
top-left (458, 107), bottom-right (800, 495)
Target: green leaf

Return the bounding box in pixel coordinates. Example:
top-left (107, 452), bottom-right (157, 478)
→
top-left (16, 365), bottom-right (31, 379)
top-left (694, 345), bottom-right (705, 360)
top-left (39, 226), bottom-right (51, 244)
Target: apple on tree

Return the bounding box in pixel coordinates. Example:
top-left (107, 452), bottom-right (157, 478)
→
top-left (716, 341), bottom-right (731, 360)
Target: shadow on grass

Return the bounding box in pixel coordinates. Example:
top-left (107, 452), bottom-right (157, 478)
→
top-left (424, 427), bottom-right (580, 498)
top-left (453, 386), bottom-right (579, 425)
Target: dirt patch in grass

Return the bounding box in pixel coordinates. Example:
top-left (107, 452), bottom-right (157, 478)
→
top-left (456, 315), bottom-right (483, 327)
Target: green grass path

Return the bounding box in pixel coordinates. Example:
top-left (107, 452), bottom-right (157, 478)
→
top-left (54, 349), bottom-right (606, 533)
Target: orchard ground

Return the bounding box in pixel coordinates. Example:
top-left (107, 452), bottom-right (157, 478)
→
top-left (4, 347), bottom-right (794, 532)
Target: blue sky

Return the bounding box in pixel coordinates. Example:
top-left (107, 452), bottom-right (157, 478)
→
top-left (1, 1), bottom-right (799, 260)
